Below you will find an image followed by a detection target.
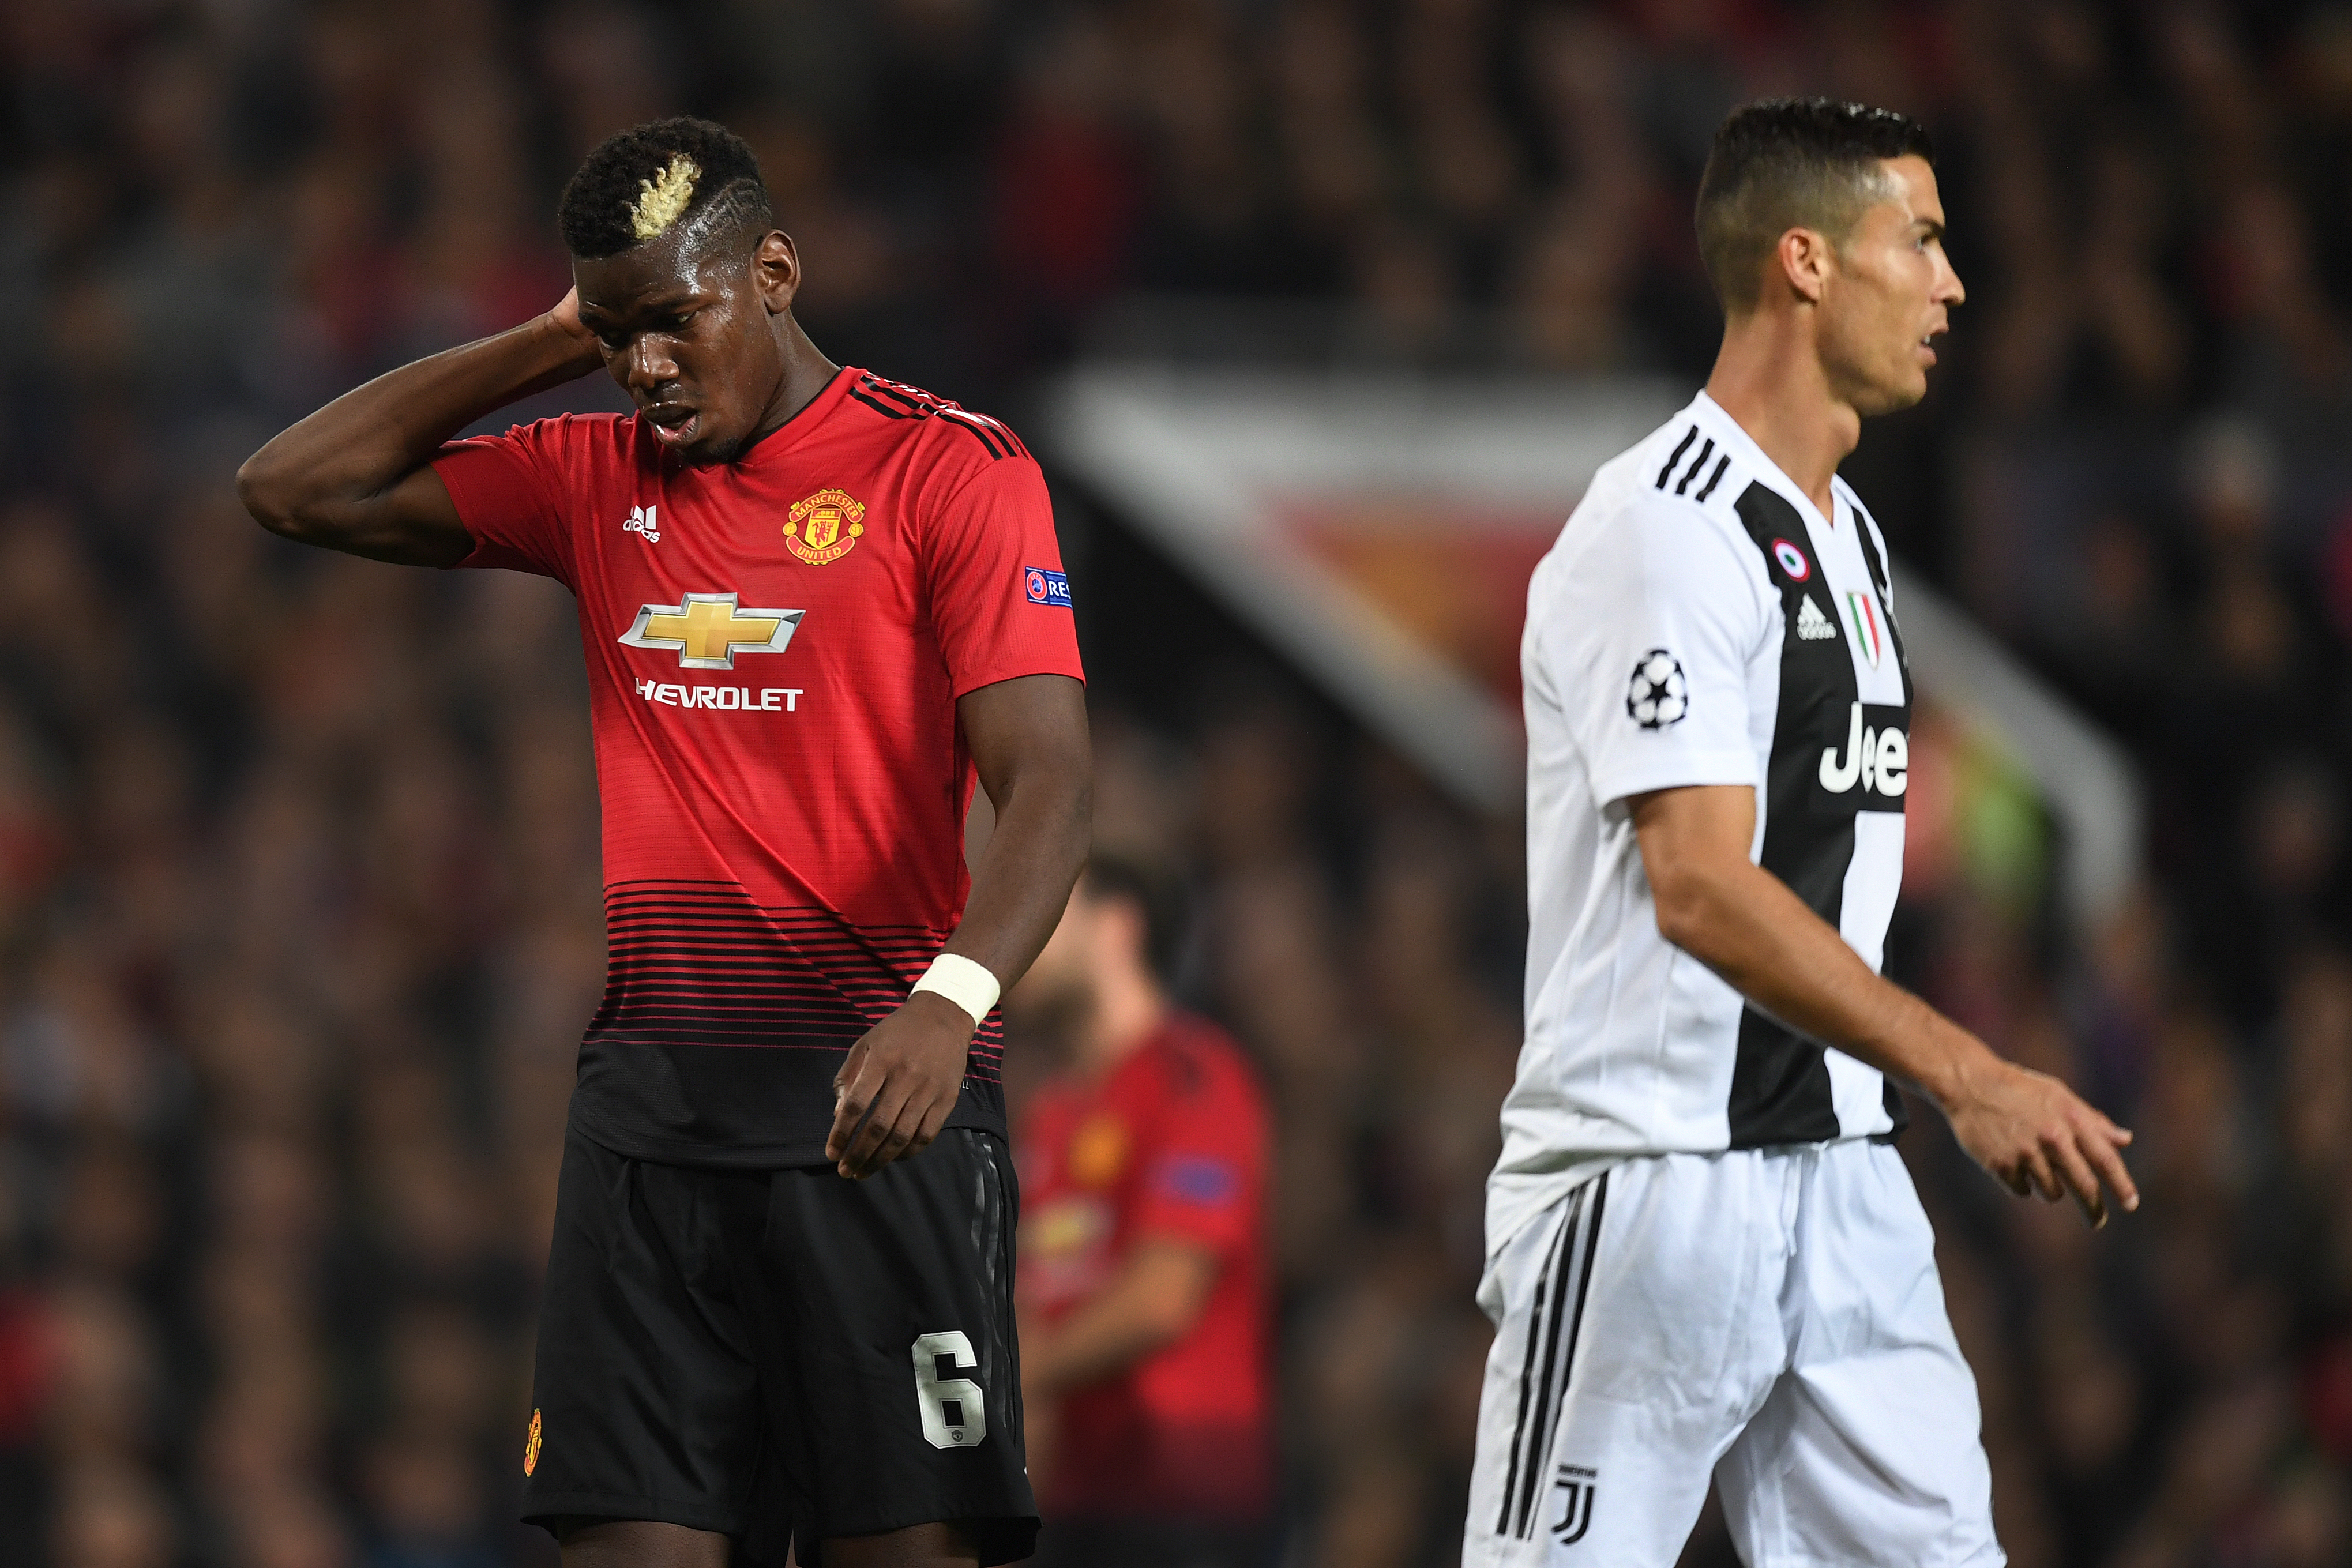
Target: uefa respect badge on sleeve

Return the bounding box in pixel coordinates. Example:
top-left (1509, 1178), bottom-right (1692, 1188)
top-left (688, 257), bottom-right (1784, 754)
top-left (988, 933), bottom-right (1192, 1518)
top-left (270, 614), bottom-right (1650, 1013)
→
top-left (1024, 567), bottom-right (1072, 607)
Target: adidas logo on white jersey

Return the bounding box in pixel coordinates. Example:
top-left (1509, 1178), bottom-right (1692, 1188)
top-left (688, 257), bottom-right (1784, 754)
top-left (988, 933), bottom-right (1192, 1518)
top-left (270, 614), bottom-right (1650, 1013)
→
top-left (1796, 596), bottom-right (1837, 640)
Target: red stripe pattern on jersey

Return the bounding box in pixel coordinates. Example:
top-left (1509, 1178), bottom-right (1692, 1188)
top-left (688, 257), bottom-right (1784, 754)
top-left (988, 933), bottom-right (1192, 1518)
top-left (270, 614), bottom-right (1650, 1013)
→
top-left (590, 880), bottom-right (1006, 1082)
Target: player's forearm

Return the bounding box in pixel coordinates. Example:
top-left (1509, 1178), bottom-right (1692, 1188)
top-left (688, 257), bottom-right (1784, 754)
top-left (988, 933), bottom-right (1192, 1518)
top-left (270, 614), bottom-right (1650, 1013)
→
top-left (952, 775), bottom-right (1088, 984)
top-left (949, 678), bottom-right (1092, 989)
top-left (1023, 1299), bottom-right (1177, 1398)
top-left (1023, 1245), bottom-right (1213, 1396)
top-left (1657, 856), bottom-right (1998, 1117)
top-left (238, 313), bottom-right (598, 537)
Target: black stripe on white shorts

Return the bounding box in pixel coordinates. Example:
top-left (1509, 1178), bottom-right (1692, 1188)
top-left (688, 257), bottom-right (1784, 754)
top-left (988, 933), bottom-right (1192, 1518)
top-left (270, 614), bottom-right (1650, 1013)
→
top-left (1495, 1172), bottom-right (1609, 1540)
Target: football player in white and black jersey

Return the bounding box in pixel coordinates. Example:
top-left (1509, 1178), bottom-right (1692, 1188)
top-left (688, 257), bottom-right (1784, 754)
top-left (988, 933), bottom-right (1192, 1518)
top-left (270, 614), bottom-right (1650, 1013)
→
top-left (1463, 99), bottom-right (2139, 1568)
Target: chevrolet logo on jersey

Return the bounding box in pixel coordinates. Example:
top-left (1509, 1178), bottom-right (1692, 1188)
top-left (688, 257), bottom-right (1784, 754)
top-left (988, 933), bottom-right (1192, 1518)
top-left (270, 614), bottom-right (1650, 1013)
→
top-left (620, 593), bottom-right (805, 669)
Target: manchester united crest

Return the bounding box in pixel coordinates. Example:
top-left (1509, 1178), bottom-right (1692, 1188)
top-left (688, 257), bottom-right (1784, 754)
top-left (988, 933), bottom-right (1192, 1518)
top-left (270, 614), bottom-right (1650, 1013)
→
top-left (784, 488), bottom-right (866, 565)
top-left (1068, 1115), bottom-right (1129, 1188)
top-left (524, 1408), bottom-right (543, 1476)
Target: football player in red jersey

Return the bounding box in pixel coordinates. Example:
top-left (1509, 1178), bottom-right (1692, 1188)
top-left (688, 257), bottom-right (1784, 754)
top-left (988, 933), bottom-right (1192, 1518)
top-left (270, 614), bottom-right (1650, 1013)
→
top-left (1010, 858), bottom-right (1275, 1568)
top-left (238, 118), bottom-right (1090, 1568)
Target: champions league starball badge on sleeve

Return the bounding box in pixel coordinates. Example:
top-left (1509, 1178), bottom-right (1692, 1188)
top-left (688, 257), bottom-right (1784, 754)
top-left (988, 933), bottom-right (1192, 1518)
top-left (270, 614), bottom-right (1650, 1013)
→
top-left (1625, 648), bottom-right (1689, 730)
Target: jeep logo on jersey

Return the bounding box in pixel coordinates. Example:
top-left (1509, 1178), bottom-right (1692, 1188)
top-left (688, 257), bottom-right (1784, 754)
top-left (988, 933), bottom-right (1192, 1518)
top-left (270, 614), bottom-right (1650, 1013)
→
top-left (619, 593), bottom-right (805, 670)
top-left (1819, 702), bottom-right (1908, 799)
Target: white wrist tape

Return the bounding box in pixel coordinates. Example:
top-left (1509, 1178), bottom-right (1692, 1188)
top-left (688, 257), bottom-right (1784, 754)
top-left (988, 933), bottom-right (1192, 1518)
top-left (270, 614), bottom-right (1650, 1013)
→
top-left (912, 953), bottom-right (1000, 1026)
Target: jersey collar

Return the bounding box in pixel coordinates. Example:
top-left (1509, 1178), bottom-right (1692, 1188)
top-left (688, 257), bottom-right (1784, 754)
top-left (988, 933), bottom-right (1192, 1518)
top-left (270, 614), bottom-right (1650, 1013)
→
top-left (1684, 390), bottom-right (1841, 534)
top-left (731, 363), bottom-right (861, 464)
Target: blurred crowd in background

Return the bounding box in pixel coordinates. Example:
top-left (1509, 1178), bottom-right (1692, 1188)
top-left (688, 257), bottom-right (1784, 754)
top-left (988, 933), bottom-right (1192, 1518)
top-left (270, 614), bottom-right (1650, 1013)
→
top-left (5, 1), bottom-right (2352, 1566)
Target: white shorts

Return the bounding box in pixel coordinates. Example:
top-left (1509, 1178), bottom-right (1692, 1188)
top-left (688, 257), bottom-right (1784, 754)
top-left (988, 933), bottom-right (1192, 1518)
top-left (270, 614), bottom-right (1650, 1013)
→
top-left (1464, 1140), bottom-right (2002, 1568)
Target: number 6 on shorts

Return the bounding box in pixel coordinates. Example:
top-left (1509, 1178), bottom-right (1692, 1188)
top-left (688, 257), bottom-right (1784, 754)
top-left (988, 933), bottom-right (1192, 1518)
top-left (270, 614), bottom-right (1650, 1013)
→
top-left (911, 1330), bottom-right (987, 1449)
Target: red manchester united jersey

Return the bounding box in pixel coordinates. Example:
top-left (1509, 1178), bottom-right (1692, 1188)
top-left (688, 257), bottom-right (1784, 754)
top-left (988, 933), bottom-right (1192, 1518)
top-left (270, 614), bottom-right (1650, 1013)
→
top-left (1017, 1013), bottom-right (1274, 1521)
top-left (431, 367), bottom-right (1084, 1166)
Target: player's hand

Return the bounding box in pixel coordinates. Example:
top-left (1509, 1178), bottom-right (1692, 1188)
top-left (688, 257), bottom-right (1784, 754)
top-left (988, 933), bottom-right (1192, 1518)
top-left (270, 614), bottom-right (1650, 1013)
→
top-left (545, 287), bottom-right (601, 360)
top-left (826, 993), bottom-right (976, 1179)
top-left (1945, 1057), bottom-right (2138, 1228)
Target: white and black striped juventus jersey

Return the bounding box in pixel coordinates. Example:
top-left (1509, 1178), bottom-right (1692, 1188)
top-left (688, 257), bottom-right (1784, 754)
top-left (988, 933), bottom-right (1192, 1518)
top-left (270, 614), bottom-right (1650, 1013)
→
top-left (1488, 391), bottom-right (1914, 1254)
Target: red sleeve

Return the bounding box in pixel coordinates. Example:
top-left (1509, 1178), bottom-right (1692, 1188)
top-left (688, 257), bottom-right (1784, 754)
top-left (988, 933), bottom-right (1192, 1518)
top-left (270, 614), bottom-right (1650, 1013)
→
top-left (1131, 1048), bottom-right (1268, 1257)
top-left (429, 416), bottom-right (582, 584)
top-left (920, 454), bottom-right (1086, 697)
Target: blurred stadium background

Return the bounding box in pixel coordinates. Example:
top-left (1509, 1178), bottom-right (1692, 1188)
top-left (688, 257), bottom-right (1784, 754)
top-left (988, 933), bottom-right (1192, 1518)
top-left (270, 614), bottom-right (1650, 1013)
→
top-left (4, 1), bottom-right (2352, 1565)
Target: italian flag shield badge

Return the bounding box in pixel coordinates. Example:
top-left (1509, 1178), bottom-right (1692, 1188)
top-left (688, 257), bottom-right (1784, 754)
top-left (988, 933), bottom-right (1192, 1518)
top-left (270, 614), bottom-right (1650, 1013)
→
top-left (1845, 590), bottom-right (1885, 668)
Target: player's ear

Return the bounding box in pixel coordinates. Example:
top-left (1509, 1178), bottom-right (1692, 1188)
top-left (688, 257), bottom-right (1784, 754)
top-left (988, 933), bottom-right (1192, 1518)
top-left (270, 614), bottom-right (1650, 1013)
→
top-left (1775, 227), bottom-right (1833, 306)
top-left (751, 230), bottom-right (801, 315)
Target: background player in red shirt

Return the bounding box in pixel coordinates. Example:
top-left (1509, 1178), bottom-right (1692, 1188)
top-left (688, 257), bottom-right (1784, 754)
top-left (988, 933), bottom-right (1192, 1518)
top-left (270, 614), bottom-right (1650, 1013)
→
top-left (1009, 857), bottom-right (1275, 1568)
top-left (236, 118), bottom-right (1091, 1568)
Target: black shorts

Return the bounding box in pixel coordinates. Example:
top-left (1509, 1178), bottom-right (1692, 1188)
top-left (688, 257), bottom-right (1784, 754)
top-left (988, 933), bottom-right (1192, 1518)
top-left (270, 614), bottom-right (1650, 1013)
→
top-left (522, 1126), bottom-right (1035, 1565)
top-left (1031, 1519), bottom-right (1276, 1568)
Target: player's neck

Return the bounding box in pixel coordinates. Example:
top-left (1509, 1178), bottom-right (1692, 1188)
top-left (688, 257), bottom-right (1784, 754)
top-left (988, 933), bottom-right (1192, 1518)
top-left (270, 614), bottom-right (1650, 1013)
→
top-left (1074, 967), bottom-right (1168, 1078)
top-left (1703, 313), bottom-right (1861, 522)
top-left (746, 317), bottom-right (842, 448)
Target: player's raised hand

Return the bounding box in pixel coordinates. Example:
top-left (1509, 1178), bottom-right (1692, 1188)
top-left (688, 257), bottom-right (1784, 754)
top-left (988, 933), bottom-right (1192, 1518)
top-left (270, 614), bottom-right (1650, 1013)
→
top-left (546, 286), bottom-right (602, 356)
top-left (1944, 1057), bottom-right (2138, 1229)
top-left (827, 993), bottom-right (975, 1179)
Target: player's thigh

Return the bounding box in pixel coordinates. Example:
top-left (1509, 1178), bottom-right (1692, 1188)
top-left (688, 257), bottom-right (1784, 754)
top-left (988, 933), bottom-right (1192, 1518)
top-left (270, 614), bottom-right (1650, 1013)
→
top-left (1463, 1155), bottom-right (1794, 1568)
top-left (1716, 1142), bottom-right (2000, 1568)
top-left (524, 1130), bottom-right (772, 1536)
top-left (813, 1520), bottom-right (978, 1566)
top-left (757, 1130), bottom-right (1036, 1566)
top-left (557, 1518), bottom-right (731, 1568)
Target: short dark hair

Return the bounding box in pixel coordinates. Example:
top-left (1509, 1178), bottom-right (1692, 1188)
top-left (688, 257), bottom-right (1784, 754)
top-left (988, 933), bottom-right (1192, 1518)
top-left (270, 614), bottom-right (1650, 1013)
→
top-left (1080, 852), bottom-right (1186, 982)
top-left (557, 116), bottom-right (776, 261)
top-left (1695, 98), bottom-right (1936, 313)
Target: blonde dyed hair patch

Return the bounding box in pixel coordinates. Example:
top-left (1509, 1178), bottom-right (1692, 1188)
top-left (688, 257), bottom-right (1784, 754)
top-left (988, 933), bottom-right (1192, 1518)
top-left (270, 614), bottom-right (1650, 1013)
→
top-left (629, 153), bottom-right (701, 242)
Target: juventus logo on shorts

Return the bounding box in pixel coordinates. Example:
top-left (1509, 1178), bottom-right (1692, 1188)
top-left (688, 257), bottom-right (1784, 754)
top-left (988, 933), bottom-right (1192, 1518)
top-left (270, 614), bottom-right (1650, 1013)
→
top-left (1550, 1464), bottom-right (1598, 1544)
